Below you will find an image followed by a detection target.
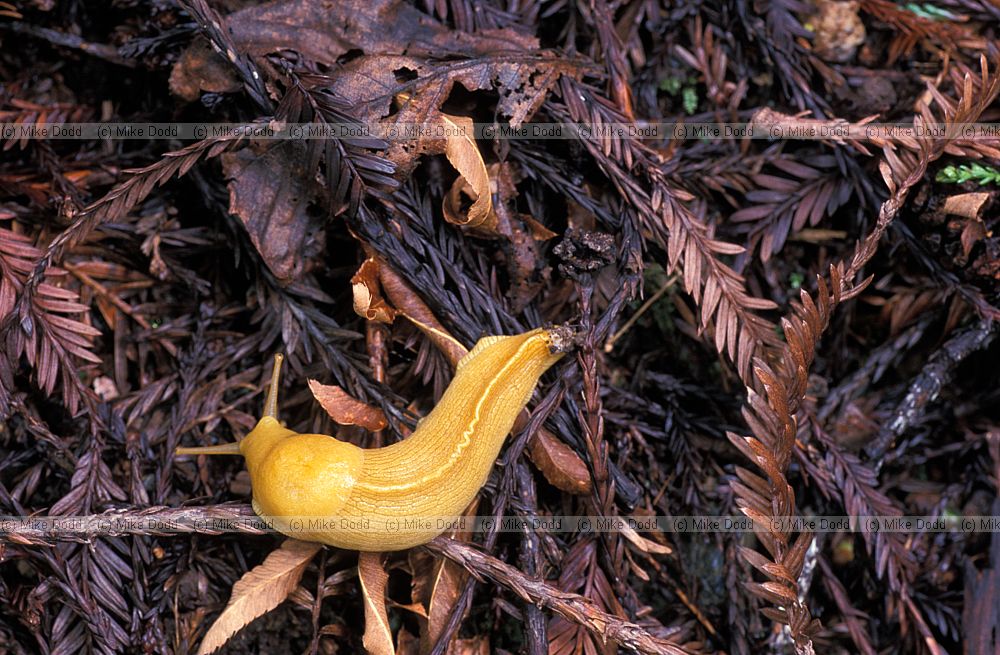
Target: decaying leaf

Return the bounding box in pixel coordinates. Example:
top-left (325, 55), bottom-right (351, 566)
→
top-left (221, 141), bottom-right (325, 284)
top-left (169, 37), bottom-right (242, 101)
top-left (196, 539), bottom-right (321, 655)
top-left (327, 53), bottom-right (583, 177)
top-left (359, 551), bottom-right (394, 655)
top-left (307, 379), bottom-right (388, 431)
top-left (225, 0), bottom-right (537, 66)
top-left (352, 258), bottom-right (397, 323)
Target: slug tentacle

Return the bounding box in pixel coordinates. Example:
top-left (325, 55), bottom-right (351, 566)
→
top-left (176, 327), bottom-right (569, 551)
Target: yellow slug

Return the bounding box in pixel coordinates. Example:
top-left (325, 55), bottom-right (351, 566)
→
top-left (177, 327), bottom-right (569, 550)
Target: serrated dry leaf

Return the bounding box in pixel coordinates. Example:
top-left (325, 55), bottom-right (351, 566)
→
top-left (196, 539), bottom-right (321, 655)
top-left (440, 114), bottom-right (494, 230)
top-left (352, 258), bottom-right (397, 323)
top-left (307, 379), bottom-right (388, 431)
top-left (359, 551), bottom-right (394, 655)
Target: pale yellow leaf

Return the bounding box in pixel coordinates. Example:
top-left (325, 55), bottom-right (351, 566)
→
top-left (197, 539), bottom-right (321, 655)
top-left (440, 114), bottom-right (495, 230)
top-left (359, 551), bottom-right (395, 655)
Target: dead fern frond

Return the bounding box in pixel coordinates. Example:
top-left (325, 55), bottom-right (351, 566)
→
top-left (0, 228), bottom-right (101, 414)
top-left (0, 133), bottom-right (246, 417)
top-left (555, 78), bottom-right (780, 384)
top-left (0, 99), bottom-right (92, 151)
top-left (729, 154), bottom-right (856, 264)
top-left (860, 0), bottom-right (975, 63)
top-left (730, 57), bottom-right (1000, 652)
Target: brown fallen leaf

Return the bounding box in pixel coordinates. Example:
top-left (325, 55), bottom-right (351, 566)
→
top-left (221, 141), bottom-right (325, 284)
top-left (942, 192), bottom-right (990, 219)
top-left (327, 53), bottom-right (583, 177)
top-left (959, 219), bottom-right (988, 258)
top-left (308, 379), bottom-right (388, 431)
top-left (359, 551), bottom-right (394, 655)
top-left (225, 0), bottom-right (537, 66)
top-left (169, 37), bottom-right (242, 102)
top-left (196, 539), bottom-right (321, 655)
top-left (378, 265), bottom-right (470, 366)
top-left (352, 258), bottom-right (397, 324)
top-left (526, 433), bottom-right (592, 496)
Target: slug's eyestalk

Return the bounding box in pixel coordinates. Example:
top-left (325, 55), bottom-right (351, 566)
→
top-left (264, 353), bottom-right (283, 419)
top-left (174, 354), bottom-right (285, 457)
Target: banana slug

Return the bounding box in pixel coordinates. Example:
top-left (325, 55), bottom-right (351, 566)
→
top-left (177, 327), bottom-right (571, 550)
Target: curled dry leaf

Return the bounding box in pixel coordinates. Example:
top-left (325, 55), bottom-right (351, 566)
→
top-left (440, 114), bottom-right (494, 230)
top-left (307, 379), bottom-right (388, 431)
top-left (358, 551), bottom-right (395, 655)
top-left (196, 539), bottom-right (321, 655)
top-left (941, 192), bottom-right (991, 257)
top-left (942, 192), bottom-right (990, 219)
top-left (352, 258), bottom-right (397, 324)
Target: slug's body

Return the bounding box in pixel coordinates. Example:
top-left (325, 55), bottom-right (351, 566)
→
top-left (178, 327), bottom-right (567, 550)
